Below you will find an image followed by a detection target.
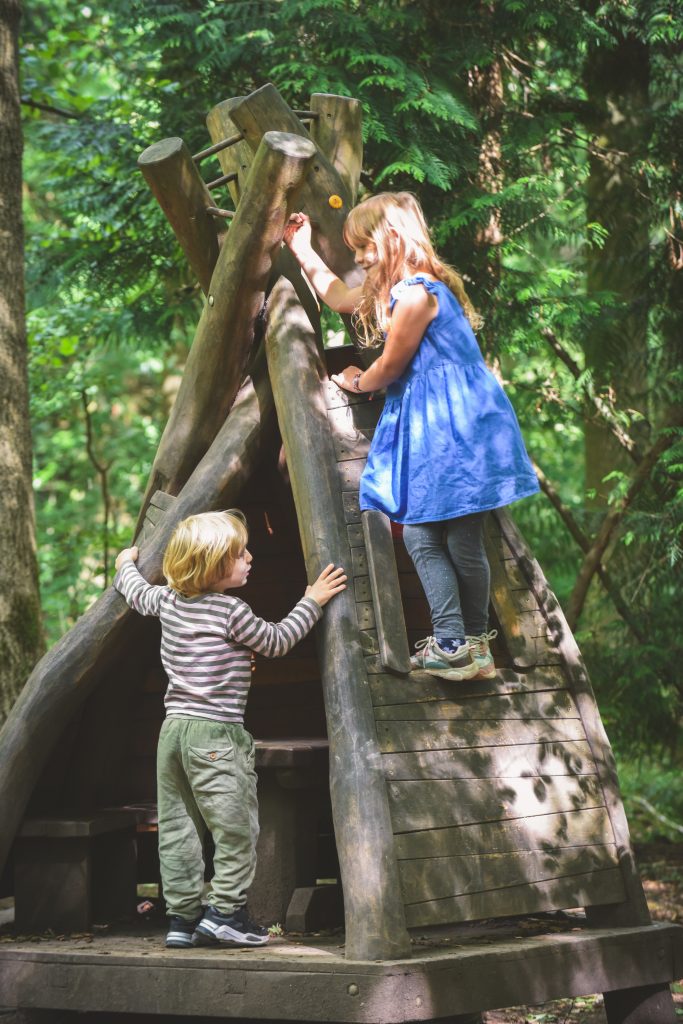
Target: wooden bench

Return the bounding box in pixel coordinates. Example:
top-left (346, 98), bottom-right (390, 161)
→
top-left (14, 809), bottom-right (138, 934)
top-left (14, 741), bottom-right (339, 936)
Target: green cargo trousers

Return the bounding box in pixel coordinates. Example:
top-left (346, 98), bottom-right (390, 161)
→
top-left (156, 717), bottom-right (259, 920)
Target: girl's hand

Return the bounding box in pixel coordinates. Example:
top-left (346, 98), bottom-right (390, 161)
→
top-left (115, 546), bottom-right (139, 571)
top-left (306, 563), bottom-right (347, 607)
top-left (331, 365), bottom-right (364, 393)
top-left (283, 212), bottom-right (313, 262)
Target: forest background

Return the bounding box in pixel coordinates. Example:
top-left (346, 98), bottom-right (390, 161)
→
top-left (3, 0), bottom-right (682, 839)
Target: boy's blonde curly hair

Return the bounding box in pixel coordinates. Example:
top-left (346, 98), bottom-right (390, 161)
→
top-left (162, 510), bottom-right (248, 598)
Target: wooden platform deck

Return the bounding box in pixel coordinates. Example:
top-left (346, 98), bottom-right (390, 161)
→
top-left (1, 915), bottom-right (681, 1022)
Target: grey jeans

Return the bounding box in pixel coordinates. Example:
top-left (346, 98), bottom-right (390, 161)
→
top-left (402, 512), bottom-right (490, 639)
top-left (157, 717), bottom-right (259, 920)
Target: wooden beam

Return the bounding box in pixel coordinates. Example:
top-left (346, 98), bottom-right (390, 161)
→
top-left (229, 83), bottom-right (363, 291)
top-left (361, 510), bottom-right (412, 675)
top-left (0, 352), bottom-right (275, 878)
top-left (264, 276), bottom-right (410, 961)
top-left (137, 130), bottom-right (316, 529)
top-left (309, 93), bottom-right (363, 203)
top-left (137, 136), bottom-right (222, 294)
top-left (205, 97), bottom-right (255, 205)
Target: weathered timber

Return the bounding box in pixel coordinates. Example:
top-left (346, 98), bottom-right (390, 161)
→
top-left (394, 806), bottom-right (618, 858)
top-left (387, 775), bottom-right (603, 833)
top-left (137, 136), bottom-right (222, 294)
top-left (399, 844), bottom-right (620, 904)
top-left (0, 353), bottom-right (275, 876)
top-left (137, 130), bottom-right (315, 528)
top-left (381, 739), bottom-right (597, 781)
top-left (376, 716), bottom-right (587, 754)
top-left (309, 93), bottom-right (363, 202)
top-left (603, 984), bottom-right (678, 1024)
top-left (404, 868), bottom-right (626, 928)
top-left (205, 97), bottom-right (255, 204)
top-left (485, 521), bottom-right (538, 670)
top-left (1, 922), bottom-right (681, 1022)
top-left (229, 84), bottom-right (364, 291)
top-left (367, 664), bottom-right (567, 695)
top-left (495, 509), bottom-right (652, 927)
top-left (373, 687), bottom-right (578, 720)
top-left (264, 276), bottom-right (410, 960)
top-left (362, 511), bottom-right (412, 675)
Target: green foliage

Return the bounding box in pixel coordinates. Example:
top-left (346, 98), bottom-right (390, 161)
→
top-left (20, 0), bottom-right (683, 757)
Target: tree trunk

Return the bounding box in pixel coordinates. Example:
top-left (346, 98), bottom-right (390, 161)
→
top-left (583, 30), bottom-right (650, 503)
top-left (0, 0), bottom-right (45, 724)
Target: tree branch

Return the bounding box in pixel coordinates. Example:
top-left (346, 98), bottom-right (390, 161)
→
top-left (80, 390), bottom-right (113, 584)
top-left (533, 460), bottom-right (646, 644)
top-left (21, 97), bottom-right (83, 120)
top-left (566, 432), bottom-right (677, 630)
top-left (541, 327), bottom-right (642, 462)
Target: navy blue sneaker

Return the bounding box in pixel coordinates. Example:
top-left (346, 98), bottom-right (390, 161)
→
top-left (192, 904), bottom-right (270, 947)
top-left (166, 913), bottom-right (201, 948)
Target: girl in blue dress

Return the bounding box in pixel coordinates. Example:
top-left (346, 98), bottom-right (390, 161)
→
top-left (285, 192), bottom-right (539, 681)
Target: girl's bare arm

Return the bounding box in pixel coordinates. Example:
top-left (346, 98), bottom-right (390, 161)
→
top-left (284, 214), bottom-right (363, 313)
top-left (332, 284), bottom-right (438, 392)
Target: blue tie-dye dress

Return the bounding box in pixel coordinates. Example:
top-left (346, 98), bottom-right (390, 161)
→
top-left (359, 274), bottom-right (539, 524)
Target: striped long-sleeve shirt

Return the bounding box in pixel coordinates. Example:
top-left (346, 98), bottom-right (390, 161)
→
top-left (114, 561), bottom-right (322, 723)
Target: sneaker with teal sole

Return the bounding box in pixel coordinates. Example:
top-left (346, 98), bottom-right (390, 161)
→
top-left (467, 629), bottom-right (498, 679)
top-left (410, 636), bottom-right (478, 681)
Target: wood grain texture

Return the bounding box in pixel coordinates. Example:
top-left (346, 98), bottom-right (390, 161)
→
top-left (388, 775), bottom-right (603, 833)
top-left (264, 276), bottom-right (410, 960)
top-left (138, 131), bottom-right (316, 524)
top-left (205, 97), bottom-right (254, 204)
top-left (399, 844), bottom-right (620, 904)
top-left (394, 805), bottom-right (618, 858)
top-left (137, 137), bottom-right (222, 293)
top-left (373, 688), bottom-right (578, 721)
top-left (404, 867), bottom-right (626, 927)
top-left (362, 510), bottom-right (411, 675)
top-left (381, 740), bottom-right (597, 781)
top-left (377, 716), bottom-right (588, 754)
top-left (309, 93), bottom-right (363, 202)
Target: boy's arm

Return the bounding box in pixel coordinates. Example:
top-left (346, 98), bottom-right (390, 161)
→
top-left (113, 548), bottom-right (163, 618)
top-left (226, 595), bottom-right (323, 659)
top-left (227, 563), bottom-right (347, 658)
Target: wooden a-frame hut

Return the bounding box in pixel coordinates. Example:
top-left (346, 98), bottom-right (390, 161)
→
top-left (0, 85), bottom-right (681, 1024)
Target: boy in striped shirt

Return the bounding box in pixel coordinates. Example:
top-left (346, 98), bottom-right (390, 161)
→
top-left (114, 509), bottom-right (346, 949)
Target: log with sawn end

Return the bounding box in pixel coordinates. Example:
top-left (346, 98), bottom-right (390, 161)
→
top-left (136, 129), bottom-right (316, 532)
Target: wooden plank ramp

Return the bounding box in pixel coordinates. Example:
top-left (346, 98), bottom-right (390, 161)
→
top-left (322, 357), bottom-right (626, 930)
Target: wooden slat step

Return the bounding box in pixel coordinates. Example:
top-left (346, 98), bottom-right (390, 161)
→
top-left (369, 665), bottom-right (568, 703)
top-left (403, 867), bottom-right (626, 928)
top-left (376, 716), bottom-right (587, 754)
top-left (373, 689), bottom-right (578, 721)
top-left (387, 775), bottom-right (603, 833)
top-left (394, 806), bottom-right (617, 858)
top-left (362, 510), bottom-right (411, 675)
top-left (399, 844), bottom-right (620, 905)
top-left (381, 739), bottom-right (597, 781)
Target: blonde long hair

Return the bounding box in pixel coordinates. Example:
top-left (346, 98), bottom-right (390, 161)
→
top-left (343, 192), bottom-right (481, 347)
top-left (163, 510), bottom-right (248, 597)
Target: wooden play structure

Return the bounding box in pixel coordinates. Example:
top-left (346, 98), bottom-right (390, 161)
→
top-left (0, 85), bottom-right (681, 1024)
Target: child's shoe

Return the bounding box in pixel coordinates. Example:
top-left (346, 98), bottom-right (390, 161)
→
top-left (166, 913), bottom-right (201, 948)
top-left (467, 629), bottom-right (498, 679)
top-left (410, 636), bottom-right (478, 681)
top-left (192, 904), bottom-right (270, 947)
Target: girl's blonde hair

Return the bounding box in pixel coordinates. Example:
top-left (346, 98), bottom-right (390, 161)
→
top-left (163, 510), bottom-right (248, 598)
top-left (343, 191), bottom-right (481, 347)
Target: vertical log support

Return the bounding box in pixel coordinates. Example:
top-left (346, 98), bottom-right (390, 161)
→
top-left (205, 98), bottom-right (254, 206)
top-left (229, 83), bottom-right (363, 291)
top-left (137, 130), bottom-right (316, 525)
top-left (137, 137), bottom-right (222, 294)
top-left (265, 277), bottom-right (410, 962)
top-left (309, 93), bottom-right (363, 204)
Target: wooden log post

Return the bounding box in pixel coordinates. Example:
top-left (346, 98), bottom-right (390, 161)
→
top-left (0, 353), bottom-right (275, 878)
top-left (265, 276), bottom-right (410, 962)
top-left (309, 93), bottom-right (363, 204)
top-left (228, 83), bottom-right (363, 291)
top-left (138, 137), bottom-right (223, 295)
top-left (136, 130), bottom-right (316, 529)
top-left (205, 97), bottom-right (254, 206)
